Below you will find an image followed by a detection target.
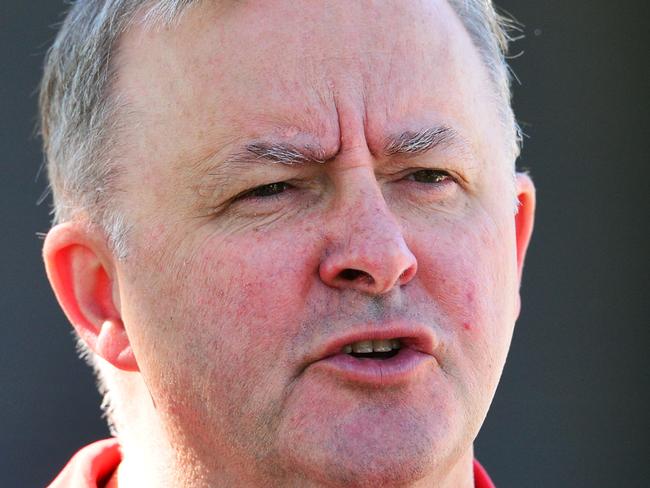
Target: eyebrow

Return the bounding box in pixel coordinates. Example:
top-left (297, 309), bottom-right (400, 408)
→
top-left (220, 125), bottom-right (460, 167)
top-left (384, 126), bottom-right (459, 157)
top-left (222, 141), bottom-right (329, 168)
top-left (200, 124), bottom-right (466, 191)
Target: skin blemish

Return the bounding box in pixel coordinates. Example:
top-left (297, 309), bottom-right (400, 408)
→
top-left (462, 322), bottom-right (472, 331)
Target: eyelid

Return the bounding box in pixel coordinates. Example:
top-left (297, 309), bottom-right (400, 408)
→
top-left (411, 167), bottom-right (472, 189)
top-left (233, 181), bottom-right (295, 201)
top-left (408, 170), bottom-right (454, 187)
top-left (399, 167), bottom-right (454, 180)
top-left (411, 168), bottom-right (452, 176)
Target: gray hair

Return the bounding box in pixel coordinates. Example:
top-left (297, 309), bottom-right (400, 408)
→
top-left (40, 0), bottom-right (521, 255)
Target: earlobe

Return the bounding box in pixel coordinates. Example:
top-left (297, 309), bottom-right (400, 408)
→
top-left (43, 222), bottom-right (139, 372)
top-left (96, 319), bottom-right (139, 371)
top-left (514, 172), bottom-right (536, 283)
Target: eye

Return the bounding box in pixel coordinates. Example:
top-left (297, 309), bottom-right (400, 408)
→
top-left (407, 169), bottom-right (452, 184)
top-left (239, 182), bottom-right (292, 199)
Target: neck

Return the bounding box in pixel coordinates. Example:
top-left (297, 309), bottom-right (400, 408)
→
top-left (116, 441), bottom-right (477, 488)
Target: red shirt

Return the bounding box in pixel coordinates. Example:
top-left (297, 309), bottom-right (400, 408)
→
top-left (48, 439), bottom-right (120, 488)
top-left (48, 439), bottom-right (496, 487)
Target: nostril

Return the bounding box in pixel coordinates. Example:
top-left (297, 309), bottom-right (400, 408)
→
top-left (339, 268), bottom-right (373, 283)
top-left (398, 266), bottom-right (416, 284)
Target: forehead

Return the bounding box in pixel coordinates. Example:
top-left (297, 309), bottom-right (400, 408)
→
top-left (115, 0), bottom-right (503, 172)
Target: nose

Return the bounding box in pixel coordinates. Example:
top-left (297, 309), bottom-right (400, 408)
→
top-left (319, 188), bottom-right (418, 295)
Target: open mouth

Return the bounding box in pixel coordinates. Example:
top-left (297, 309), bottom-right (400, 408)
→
top-left (342, 339), bottom-right (402, 360)
top-left (312, 329), bottom-right (434, 386)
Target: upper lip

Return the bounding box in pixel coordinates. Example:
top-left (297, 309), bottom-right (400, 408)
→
top-left (310, 322), bottom-right (438, 362)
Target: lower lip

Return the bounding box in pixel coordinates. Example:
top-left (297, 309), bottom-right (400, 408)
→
top-left (312, 348), bottom-right (435, 387)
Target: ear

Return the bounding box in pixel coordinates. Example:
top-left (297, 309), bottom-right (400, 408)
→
top-left (514, 172), bottom-right (536, 283)
top-left (43, 221), bottom-right (138, 372)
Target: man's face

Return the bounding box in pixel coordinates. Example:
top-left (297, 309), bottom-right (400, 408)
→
top-left (112, 0), bottom-right (524, 485)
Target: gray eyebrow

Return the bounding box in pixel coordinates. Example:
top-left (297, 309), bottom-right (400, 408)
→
top-left (199, 141), bottom-right (328, 192)
top-left (207, 125), bottom-right (463, 181)
top-left (384, 126), bottom-right (459, 156)
top-left (228, 141), bottom-right (329, 166)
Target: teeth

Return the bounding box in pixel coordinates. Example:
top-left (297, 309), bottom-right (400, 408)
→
top-left (352, 340), bottom-right (373, 353)
top-left (372, 339), bottom-right (392, 352)
top-left (342, 338), bottom-right (402, 354)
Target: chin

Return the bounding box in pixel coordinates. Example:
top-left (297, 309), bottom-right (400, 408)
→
top-left (276, 413), bottom-right (463, 488)
top-left (281, 442), bottom-right (438, 488)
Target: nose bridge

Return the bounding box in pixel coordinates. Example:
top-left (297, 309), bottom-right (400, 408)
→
top-left (320, 166), bottom-right (418, 294)
top-left (343, 181), bottom-right (401, 249)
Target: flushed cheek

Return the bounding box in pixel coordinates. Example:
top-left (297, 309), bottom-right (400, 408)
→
top-left (416, 211), bottom-right (514, 324)
top-left (122, 221), bottom-right (322, 442)
top-left (198, 230), bottom-right (317, 321)
top-left (155, 236), bottom-right (317, 407)
top-left (412, 218), bottom-right (515, 391)
top-left (167, 229), bottom-right (324, 451)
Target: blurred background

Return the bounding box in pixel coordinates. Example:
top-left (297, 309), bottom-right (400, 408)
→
top-left (1, 1), bottom-right (647, 486)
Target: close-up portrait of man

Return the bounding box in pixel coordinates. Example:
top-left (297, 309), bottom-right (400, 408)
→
top-left (38, 0), bottom-right (536, 486)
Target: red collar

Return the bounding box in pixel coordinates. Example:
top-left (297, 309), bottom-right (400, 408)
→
top-left (47, 439), bottom-right (120, 488)
top-left (474, 458), bottom-right (496, 488)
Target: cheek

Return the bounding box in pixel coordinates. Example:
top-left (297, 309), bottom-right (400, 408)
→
top-left (121, 223), bottom-right (323, 451)
top-left (414, 231), bottom-right (504, 333)
top-left (411, 213), bottom-right (517, 380)
top-left (163, 227), bottom-right (321, 386)
top-left (200, 229), bottom-right (317, 320)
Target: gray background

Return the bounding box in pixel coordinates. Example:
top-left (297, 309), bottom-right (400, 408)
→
top-left (2, 1), bottom-right (647, 486)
